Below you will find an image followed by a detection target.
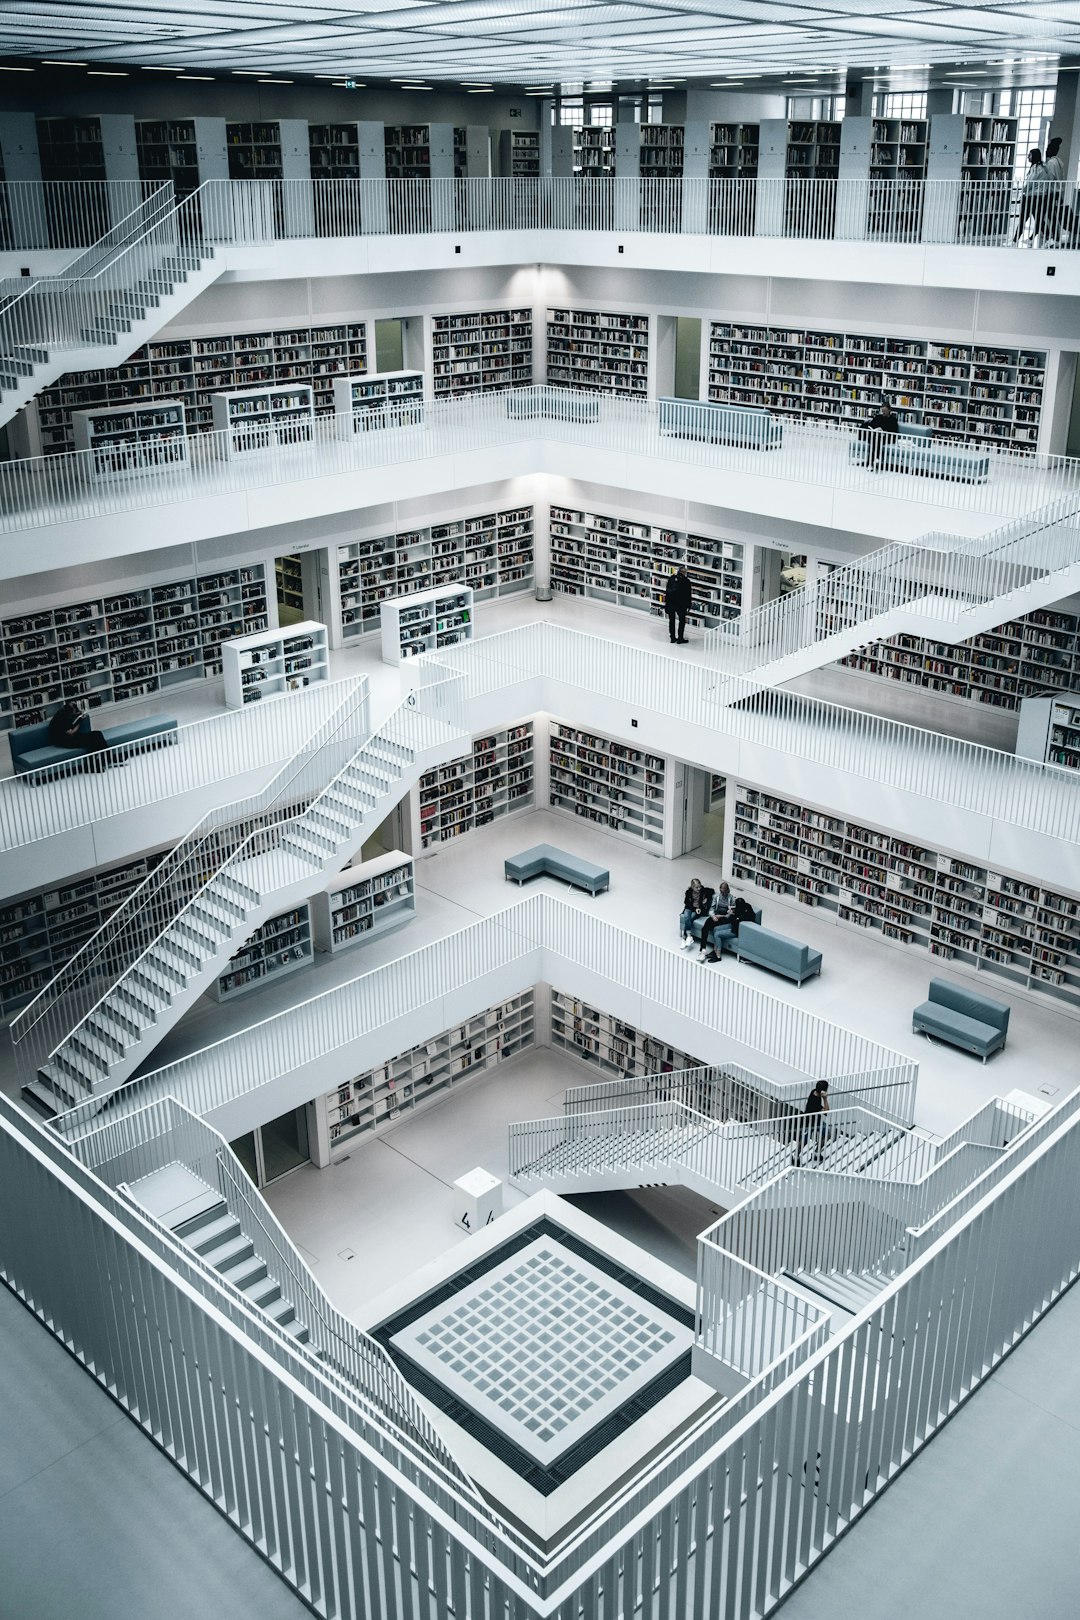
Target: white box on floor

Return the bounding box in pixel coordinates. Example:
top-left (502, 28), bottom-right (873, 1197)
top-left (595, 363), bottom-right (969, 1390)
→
top-left (454, 1167), bottom-right (502, 1232)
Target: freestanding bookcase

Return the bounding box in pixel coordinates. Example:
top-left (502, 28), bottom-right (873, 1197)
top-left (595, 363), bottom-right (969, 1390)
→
top-left (222, 621), bottom-right (330, 708)
top-left (380, 584), bottom-right (473, 665)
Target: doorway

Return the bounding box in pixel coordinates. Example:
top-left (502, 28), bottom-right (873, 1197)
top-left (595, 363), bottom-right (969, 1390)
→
top-left (674, 317), bottom-right (701, 399)
top-left (375, 317), bottom-right (405, 373)
top-left (230, 1106), bottom-right (310, 1188)
top-left (274, 550), bottom-right (330, 627)
top-left (674, 765), bottom-right (726, 867)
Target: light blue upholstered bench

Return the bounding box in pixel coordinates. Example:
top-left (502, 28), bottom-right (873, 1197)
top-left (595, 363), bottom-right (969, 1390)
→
top-left (506, 392), bottom-right (600, 423)
top-left (504, 844), bottom-right (609, 896)
top-left (912, 978), bottom-right (1009, 1062)
top-left (687, 906), bottom-right (762, 953)
top-left (734, 921), bottom-right (822, 985)
top-left (849, 421), bottom-right (990, 483)
top-left (11, 715), bottom-right (179, 779)
top-left (658, 397), bottom-right (783, 450)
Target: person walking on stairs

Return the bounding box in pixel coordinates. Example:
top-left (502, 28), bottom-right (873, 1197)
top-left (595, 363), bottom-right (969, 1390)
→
top-left (665, 564), bottom-right (692, 645)
top-left (792, 1079), bottom-right (830, 1166)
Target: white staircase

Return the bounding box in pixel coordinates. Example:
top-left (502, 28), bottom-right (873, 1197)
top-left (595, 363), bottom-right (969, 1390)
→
top-left (706, 497), bottom-right (1080, 686)
top-left (16, 690), bottom-right (467, 1115)
top-left (0, 185), bottom-right (222, 430)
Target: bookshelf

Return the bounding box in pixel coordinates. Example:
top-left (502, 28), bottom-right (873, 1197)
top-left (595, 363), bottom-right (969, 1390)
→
top-left (707, 319), bottom-right (1046, 447)
top-left (962, 114), bottom-right (1017, 183)
top-left (333, 369), bottom-right (424, 429)
top-left (135, 119), bottom-right (200, 200)
top-left (550, 989), bottom-right (704, 1078)
top-left (275, 556), bottom-right (304, 615)
top-left (0, 849), bottom-right (169, 1020)
top-left (72, 400), bottom-right (189, 479)
top-left (637, 125), bottom-right (685, 177)
top-left (35, 322), bottom-right (368, 455)
top-left (380, 584), bottom-right (473, 664)
top-left (728, 783), bottom-right (1080, 1008)
top-left (417, 722), bottom-right (534, 850)
top-left (337, 505), bottom-right (533, 642)
top-left (500, 129), bottom-right (539, 176)
top-left (573, 127), bottom-right (616, 176)
top-left (36, 115), bottom-right (106, 180)
top-left (211, 383), bottom-right (315, 457)
top-left (222, 621), bottom-right (329, 708)
top-left (709, 123), bottom-right (759, 177)
top-left (313, 850), bottom-right (415, 954)
top-left (1016, 693), bottom-right (1080, 769)
top-left (870, 118), bottom-right (929, 180)
top-left (431, 309), bottom-right (533, 397)
top-left (548, 722), bottom-right (666, 848)
top-left (226, 122), bottom-right (283, 180)
top-left (836, 604), bottom-right (1080, 716)
top-left (309, 123), bottom-right (360, 177)
top-left (211, 903), bottom-right (313, 1002)
top-left (546, 306), bottom-right (650, 396)
top-left (321, 990), bottom-right (535, 1154)
top-left (548, 502), bottom-right (744, 628)
top-left (784, 120), bottom-right (841, 179)
top-left (0, 563), bottom-right (269, 732)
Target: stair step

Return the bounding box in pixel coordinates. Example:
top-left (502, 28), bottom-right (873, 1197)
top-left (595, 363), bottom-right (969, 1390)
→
top-left (216, 872), bottom-right (261, 907)
top-left (109, 983), bottom-right (163, 1023)
top-left (285, 1319), bottom-right (311, 1344)
top-left (262, 1294), bottom-right (298, 1327)
top-left (188, 1212), bottom-right (243, 1254)
top-left (174, 1200), bottom-right (230, 1241)
top-left (202, 1232), bottom-right (256, 1271)
top-left (221, 1252), bottom-right (270, 1292)
top-left (68, 1027), bottom-right (120, 1070)
top-left (243, 1274), bottom-right (283, 1310)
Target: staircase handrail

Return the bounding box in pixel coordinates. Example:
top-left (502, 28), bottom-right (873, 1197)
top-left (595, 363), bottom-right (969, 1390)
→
top-left (0, 184), bottom-right (176, 318)
top-left (562, 1059), bottom-right (921, 1124)
top-left (9, 674), bottom-right (375, 1077)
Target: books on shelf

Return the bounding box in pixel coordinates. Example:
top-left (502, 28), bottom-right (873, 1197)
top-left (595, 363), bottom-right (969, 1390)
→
top-left (323, 990), bottom-right (535, 1150)
top-left (211, 383), bottom-right (316, 458)
top-left (418, 722), bottom-right (534, 849)
top-left (550, 989), bottom-right (703, 1076)
top-left (72, 400), bottom-right (189, 480)
top-left (431, 309), bottom-right (533, 397)
top-left (333, 369), bottom-right (425, 431)
top-left (546, 306), bottom-right (650, 396)
top-left (548, 721), bottom-right (666, 848)
top-left (212, 904), bottom-right (313, 1001)
top-left (222, 621), bottom-right (330, 707)
top-left (313, 850), bottom-right (415, 953)
top-left (380, 585), bottom-right (473, 664)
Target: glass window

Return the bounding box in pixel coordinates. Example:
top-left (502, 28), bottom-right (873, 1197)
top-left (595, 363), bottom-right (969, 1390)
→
top-left (873, 91), bottom-right (928, 121)
top-left (998, 86), bottom-right (1057, 180)
top-left (589, 104), bottom-right (613, 127)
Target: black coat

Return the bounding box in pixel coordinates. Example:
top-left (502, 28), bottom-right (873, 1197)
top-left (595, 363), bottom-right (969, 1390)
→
top-left (665, 571), bottom-right (692, 612)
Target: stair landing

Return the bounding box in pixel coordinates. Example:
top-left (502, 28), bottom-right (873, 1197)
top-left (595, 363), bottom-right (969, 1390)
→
top-left (126, 1163), bottom-right (219, 1231)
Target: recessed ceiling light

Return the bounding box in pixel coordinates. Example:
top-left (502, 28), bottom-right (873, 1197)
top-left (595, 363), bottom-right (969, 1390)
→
top-left (468, 88), bottom-right (494, 93)
top-left (258, 78), bottom-right (293, 84)
top-left (143, 66), bottom-right (182, 72)
top-left (0, 64), bottom-right (34, 72)
top-left (88, 70), bottom-right (128, 76)
top-left (232, 70), bottom-right (264, 75)
top-left (42, 59), bottom-right (85, 66)
top-left (177, 74), bottom-right (215, 81)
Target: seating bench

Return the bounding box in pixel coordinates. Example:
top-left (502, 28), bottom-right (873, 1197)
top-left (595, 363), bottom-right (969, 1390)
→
top-left (11, 715), bottom-right (179, 779)
top-left (734, 921), bottom-right (822, 985)
top-left (848, 421), bottom-right (990, 484)
top-left (504, 844), bottom-right (609, 896)
top-left (658, 397), bottom-right (783, 451)
top-left (506, 392), bottom-right (600, 423)
top-left (687, 906), bottom-right (762, 953)
top-left (912, 978), bottom-right (1009, 1062)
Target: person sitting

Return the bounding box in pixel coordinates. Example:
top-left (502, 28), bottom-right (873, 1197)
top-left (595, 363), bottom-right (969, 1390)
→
top-left (46, 700), bottom-right (111, 771)
top-left (679, 877), bottom-right (713, 947)
top-left (699, 881), bottom-right (734, 960)
top-left (864, 397), bottom-right (899, 469)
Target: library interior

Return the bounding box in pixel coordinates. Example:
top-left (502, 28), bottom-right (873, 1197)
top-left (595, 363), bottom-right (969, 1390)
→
top-left (3, 4), bottom-right (1080, 1618)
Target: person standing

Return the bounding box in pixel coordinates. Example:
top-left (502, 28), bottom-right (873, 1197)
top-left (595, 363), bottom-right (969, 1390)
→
top-left (1016, 149), bottom-right (1050, 245)
top-left (1044, 137), bottom-right (1071, 242)
top-left (792, 1080), bottom-right (830, 1166)
top-left (865, 397), bottom-right (899, 470)
top-left (665, 564), bottom-right (692, 645)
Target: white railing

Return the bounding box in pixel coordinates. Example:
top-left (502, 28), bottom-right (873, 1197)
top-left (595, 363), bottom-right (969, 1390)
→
top-left (0, 676), bottom-right (364, 854)
top-left (427, 622), bottom-right (1080, 848)
top-left (4, 385), bottom-right (1078, 540)
top-left (695, 1235), bottom-right (830, 1395)
top-left (48, 893), bottom-right (916, 1144)
top-left (706, 494), bottom-right (1080, 676)
top-left (0, 180), bottom-right (149, 252)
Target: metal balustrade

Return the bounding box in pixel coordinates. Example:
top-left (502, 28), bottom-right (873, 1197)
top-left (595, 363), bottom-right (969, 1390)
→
top-left (3, 384), bottom-right (1077, 540)
top-left (706, 492), bottom-right (1080, 680)
top-left (8, 175), bottom-right (1077, 253)
top-left (0, 676), bottom-right (364, 854)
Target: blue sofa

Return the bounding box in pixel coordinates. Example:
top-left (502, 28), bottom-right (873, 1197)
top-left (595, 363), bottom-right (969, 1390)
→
top-left (659, 397), bottom-right (782, 451)
top-left (10, 714), bottom-right (178, 779)
top-left (504, 843), bottom-right (609, 896)
top-left (507, 391), bottom-right (600, 423)
top-left (687, 905), bottom-right (762, 953)
top-left (734, 921), bottom-right (823, 985)
top-left (849, 420), bottom-right (990, 483)
top-left (912, 978), bottom-right (1009, 1062)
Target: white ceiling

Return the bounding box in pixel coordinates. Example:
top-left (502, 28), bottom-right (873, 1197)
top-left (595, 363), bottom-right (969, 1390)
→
top-left (5, 0), bottom-right (1080, 85)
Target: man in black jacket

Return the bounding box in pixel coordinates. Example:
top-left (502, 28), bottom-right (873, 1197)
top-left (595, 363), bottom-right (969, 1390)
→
top-left (865, 397), bottom-right (899, 469)
top-left (665, 565), bottom-right (692, 645)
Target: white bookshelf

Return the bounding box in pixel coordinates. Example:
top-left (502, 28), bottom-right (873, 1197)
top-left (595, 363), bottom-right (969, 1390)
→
top-left (337, 505), bottom-right (532, 642)
top-left (548, 722), bottom-right (666, 849)
top-left (313, 850), bottom-right (415, 954)
top-left (333, 368), bottom-right (424, 431)
top-left (431, 309), bottom-right (533, 398)
top-left (321, 990), bottom-right (535, 1154)
top-left (550, 989), bottom-right (704, 1078)
top-left (211, 382), bottom-right (315, 458)
top-left (222, 620), bottom-right (329, 708)
top-left (211, 902), bottom-right (313, 1002)
top-left (728, 783), bottom-right (1080, 1008)
top-left (546, 306), bottom-right (650, 396)
top-left (708, 319), bottom-right (1046, 448)
top-left (500, 129), bottom-right (539, 176)
top-left (1016, 693), bottom-right (1080, 771)
top-left (72, 399), bottom-right (189, 479)
top-left (380, 584), bottom-right (473, 665)
top-left (0, 563), bottom-right (269, 732)
top-left (549, 502), bottom-right (744, 629)
top-left (418, 722), bottom-right (534, 849)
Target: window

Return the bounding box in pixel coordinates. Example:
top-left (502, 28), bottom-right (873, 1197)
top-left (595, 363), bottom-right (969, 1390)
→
top-left (786, 94), bottom-right (846, 121)
top-left (872, 91), bottom-right (928, 121)
top-left (998, 86), bottom-right (1057, 180)
top-left (589, 104), bottom-right (613, 127)
top-left (557, 100), bottom-right (583, 127)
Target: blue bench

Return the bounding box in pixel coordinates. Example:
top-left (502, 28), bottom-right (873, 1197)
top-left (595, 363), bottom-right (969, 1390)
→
top-left (10, 714), bottom-right (179, 779)
top-left (658, 397), bottom-right (783, 451)
top-left (734, 921), bottom-right (822, 985)
top-left (849, 421), bottom-right (990, 483)
top-left (506, 391), bottom-right (600, 423)
top-left (912, 978), bottom-right (1009, 1062)
top-left (504, 844), bottom-right (609, 896)
top-left (687, 906), bottom-right (762, 953)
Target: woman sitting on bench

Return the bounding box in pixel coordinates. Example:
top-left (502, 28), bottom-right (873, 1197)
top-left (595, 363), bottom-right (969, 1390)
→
top-left (679, 878), bottom-right (713, 946)
top-left (47, 701), bottom-right (110, 771)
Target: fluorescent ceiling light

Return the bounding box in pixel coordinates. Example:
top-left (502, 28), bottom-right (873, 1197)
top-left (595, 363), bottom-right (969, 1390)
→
top-left (177, 74), bottom-right (214, 81)
top-left (143, 66), bottom-right (182, 72)
top-left (42, 59), bottom-right (85, 66)
top-left (258, 78), bottom-right (293, 83)
top-left (468, 88), bottom-right (494, 93)
top-left (88, 70), bottom-right (127, 76)
top-left (0, 64), bottom-right (33, 71)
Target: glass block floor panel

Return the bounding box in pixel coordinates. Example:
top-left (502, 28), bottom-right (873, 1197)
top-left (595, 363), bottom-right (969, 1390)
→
top-left (390, 1234), bottom-right (691, 1465)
